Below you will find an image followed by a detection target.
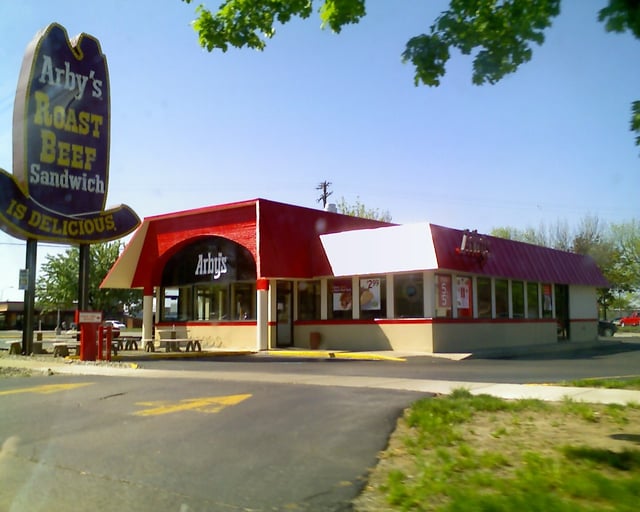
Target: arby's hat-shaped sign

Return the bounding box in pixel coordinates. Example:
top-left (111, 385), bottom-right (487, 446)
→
top-left (0, 23), bottom-right (139, 243)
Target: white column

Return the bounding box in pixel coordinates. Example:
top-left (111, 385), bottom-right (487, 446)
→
top-left (268, 281), bottom-right (278, 346)
top-left (320, 279), bottom-right (328, 320)
top-left (352, 276), bottom-right (360, 319)
top-left (256, 283), bottom-right (269, 351)
top-left (142, 293), bottom-right (154, 344)
top-left (423, 271), bottom-right (434, 318)
top-left (386, 274), bottom-right (394, 319)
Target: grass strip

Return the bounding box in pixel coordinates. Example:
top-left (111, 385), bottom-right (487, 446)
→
top-left (356, 389), bottom-right (640, 511)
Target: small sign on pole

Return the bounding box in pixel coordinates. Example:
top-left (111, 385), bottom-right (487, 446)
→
top-left (18, 269), bottom-right (28, 290)
top-left (78, 311), bottom-right (103, 324)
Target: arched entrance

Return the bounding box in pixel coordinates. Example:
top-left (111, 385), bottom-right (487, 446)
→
top-left (159, 236), bottom-right (257, 323)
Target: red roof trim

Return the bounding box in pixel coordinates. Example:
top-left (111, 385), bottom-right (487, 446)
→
top-left (295, 318), bottom-right (559, 326)
top-left (430, 224), bottom-right (609, 287)
top-left (144, 198), bottom-right (260, 222)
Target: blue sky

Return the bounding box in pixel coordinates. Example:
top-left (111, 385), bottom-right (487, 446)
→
top-left (0, 0), bottom-right (638, 301)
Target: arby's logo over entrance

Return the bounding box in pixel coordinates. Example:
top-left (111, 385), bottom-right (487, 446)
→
top-left (0, 23), bottom-right (139, 243)
top-left (195, 252), bottom-right (228, 280)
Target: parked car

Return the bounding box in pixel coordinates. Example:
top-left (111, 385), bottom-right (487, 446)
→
top-left (65, 321), bottom-right (120, 339)
top-left (598, 320), bottom-right (617, 337)
top-left (104, 320), bottom-right (126, 330)
top-left (102, 321), bottom-right (122, 338)
top-left (620, 312), bottom-right (640, 327)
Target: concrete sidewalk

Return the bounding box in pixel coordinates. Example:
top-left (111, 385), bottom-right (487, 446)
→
top-left (2, 341), bottom-right (640, 405)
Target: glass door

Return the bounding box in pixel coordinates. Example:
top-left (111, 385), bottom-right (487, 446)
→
top-left (276, 281), bottom-right (293, 347)
top-left (555, 284), bottom-right (570, 340)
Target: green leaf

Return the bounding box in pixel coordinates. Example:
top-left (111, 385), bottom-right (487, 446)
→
top-left (598, 0), bottom-right (640, 38)
top-left (631, 100), bottom-right (640, 148)
top-left (319, 0), bottom-right (366, 33)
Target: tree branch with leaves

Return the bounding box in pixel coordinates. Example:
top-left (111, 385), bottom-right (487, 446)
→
top-left (182, 0), bottom-right (640, 151)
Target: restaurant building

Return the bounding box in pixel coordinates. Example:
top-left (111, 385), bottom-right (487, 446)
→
top-left (101, 198), bottom-right (609, 353)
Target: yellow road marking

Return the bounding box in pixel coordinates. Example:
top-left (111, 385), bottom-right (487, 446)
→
top-left (134, 393), bottom-right (252, 417)
top-left (0, 382), bottom-right (94, 396)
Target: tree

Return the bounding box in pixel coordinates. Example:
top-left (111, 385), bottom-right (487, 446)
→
top-left (181, 0), bottom-right (640, 150)
top-left (336, 196), bottom-right (392, 222)
top-left (36, 242), bottom-right (142, 319)
top-left (608, 220), bottom-right (640, 308)
top-left (491, 216), bottom-right (640, 316)
top-left (491, 220), bottom-right (571, 249)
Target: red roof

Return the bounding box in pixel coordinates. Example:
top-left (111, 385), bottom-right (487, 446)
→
top-left (102, 198), bottom-right (393, 289)
top-left (102, 199), bottom-right (608, 290)
top-left (430, 224), bottom-right (609, 287)
top-left (256, 199), bottom-right (392, 278)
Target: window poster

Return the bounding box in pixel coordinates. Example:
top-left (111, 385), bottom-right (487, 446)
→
top-left (359, 278), bottom-right (380, 310)
top-left (436, 274), bottom-right (452, 308)
top-left (332, 279), bottom-right (352, 311)
top-left (543, 284), bottom-right (553, 311)
top-left (456, 277), bottom-right (471, 309)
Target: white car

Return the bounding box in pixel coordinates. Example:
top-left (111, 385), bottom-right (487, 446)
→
top-left (104, 320), bottom-right (126, 330)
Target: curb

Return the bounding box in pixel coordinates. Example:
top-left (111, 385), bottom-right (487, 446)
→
top-left (263, 350), bottom-right (407, 362)
top-left (465, 339), bottom-right (625, 359)
top-left (110, 350), bottom-right (256, 362)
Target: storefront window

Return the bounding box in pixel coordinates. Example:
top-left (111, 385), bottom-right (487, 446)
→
top-left (161, 286), bottom-right (192, 322)
top-left (512, 281), bottom-right (524, 318)
top-left (435, 274), bottom-right (452, 318)
top-left (195, 284), bottom-right (228, 320)
top-left (359, 277), bottom-right (386, 320)
top-left (527, 282), bottom-right (539, 318)
top-left (456, 276), bottom-right (473, 318)
top-left (232, 283), bottom-right (255, 320)
top-left (495, 279), bottom-right (509, 318)
top-left (477, 277), bottom-right (492, 318)
top-left (180, 282), bottom-right (256, 322)
top-left (394, 273), bottom-right (424, 318)
top-left (328, 278), bottom-right (352, 320)
top-left (297, 281), bottom-right (321, 320)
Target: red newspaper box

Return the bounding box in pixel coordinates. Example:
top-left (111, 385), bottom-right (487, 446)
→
top-left (77, 311), bottom-right (103, 361)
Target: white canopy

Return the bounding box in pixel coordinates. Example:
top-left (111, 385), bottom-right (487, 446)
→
top-left (319, 222), bottom-right (439, 277)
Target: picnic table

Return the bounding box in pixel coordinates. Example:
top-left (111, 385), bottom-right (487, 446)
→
top-left (37, 339), bottom-right (80, 357)
top-left (144, 338), bottom-right (202, 353)
top-left (3, 337), bottom-right (80, 357)
top-left (113, 335), bottom-right (142, 351)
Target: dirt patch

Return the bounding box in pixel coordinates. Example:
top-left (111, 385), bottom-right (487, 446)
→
top-left (353, 399), bottom-right (640, 511)
top-left (0, 366), bottom-right (33, 378)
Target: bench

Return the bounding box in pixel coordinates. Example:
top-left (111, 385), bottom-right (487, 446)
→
top-left (52, 342), bottom-right (80, 357)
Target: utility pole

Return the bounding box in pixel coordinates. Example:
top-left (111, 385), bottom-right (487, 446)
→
top-left (316, 181), bottom-right (333, 209)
